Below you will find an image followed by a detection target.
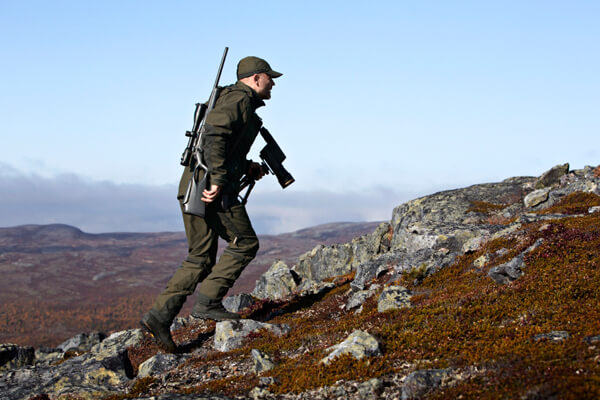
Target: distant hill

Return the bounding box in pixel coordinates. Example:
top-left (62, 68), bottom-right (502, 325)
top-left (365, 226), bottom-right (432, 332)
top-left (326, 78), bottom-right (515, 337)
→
top-left (0, 221), bottom-right (382, 347)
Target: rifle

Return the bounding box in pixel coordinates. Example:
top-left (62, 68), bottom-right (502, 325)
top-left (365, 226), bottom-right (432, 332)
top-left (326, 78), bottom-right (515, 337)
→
top-left (181, 47), bottom-right (228, 216)
top-left (238, 127), bottom-right (295, 204)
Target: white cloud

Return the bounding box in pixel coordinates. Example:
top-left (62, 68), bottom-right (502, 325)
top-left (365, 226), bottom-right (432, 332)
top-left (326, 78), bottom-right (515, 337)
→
top-left (0, 163), bottom-right (437, 234)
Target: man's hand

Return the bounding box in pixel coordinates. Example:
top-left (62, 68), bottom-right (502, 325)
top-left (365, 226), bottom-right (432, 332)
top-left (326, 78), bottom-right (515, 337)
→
top-left (248, 162), bottom-right (266, 181)
top-left (201, 184), bottom-right (222, 203)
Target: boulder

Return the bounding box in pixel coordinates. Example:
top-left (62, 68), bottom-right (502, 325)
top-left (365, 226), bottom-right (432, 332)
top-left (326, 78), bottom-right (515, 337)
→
top-left (524, 188), bottom-right (551, 208)
top-left (252, 261), bottom-right (300, 300)
top-left (346, 286), bottom-right (379, 310)
top-left (0, 344), bottom-right (34, 371)
top-left (535, 163), bottom-right (569, 189)
top-left (401, 369), bottom-right (452, 400)
top-left (292, 223), bottom-right (392, 284)
top-left (213, 320), bottom-right (290, 352)
top-left (57, 332), bottom-right (107, 353)
top-left (357, 378), bottom-right (384, 400)
top-left (321, 330), bottom-right (381, 364)
top-left (251, 349), bottom-right (276, 373)
top-left (378, 285), bottom-right (412, 313)
top-left (0, 329), bottom-right (143, 400)
top-left (137, 353), bottom-right (190, 378)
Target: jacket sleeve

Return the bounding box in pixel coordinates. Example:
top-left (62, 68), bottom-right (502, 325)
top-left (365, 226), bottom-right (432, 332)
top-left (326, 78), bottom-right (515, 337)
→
top-left (202, 91), bottom-right (250, 186)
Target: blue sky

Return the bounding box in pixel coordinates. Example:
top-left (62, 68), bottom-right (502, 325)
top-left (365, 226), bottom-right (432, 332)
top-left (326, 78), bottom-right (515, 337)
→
top-left (1, 1), bottom-right (599, 233)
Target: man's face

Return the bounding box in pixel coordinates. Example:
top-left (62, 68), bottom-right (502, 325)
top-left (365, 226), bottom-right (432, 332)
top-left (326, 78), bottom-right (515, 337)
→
top-left (255, 73), bottom-right (275, 100)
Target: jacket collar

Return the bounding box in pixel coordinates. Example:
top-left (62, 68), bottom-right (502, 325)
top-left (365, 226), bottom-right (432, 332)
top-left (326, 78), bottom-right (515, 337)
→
top-left (235, 81), bottom-right (265, 109)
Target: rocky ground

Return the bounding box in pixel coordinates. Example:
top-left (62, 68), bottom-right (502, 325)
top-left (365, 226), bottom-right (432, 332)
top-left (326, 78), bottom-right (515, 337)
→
top-left (2, 163), bottom-right (600, 400)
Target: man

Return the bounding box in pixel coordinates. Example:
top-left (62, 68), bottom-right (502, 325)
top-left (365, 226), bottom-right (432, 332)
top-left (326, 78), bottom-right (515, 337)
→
top-left (141, 56), bottom-right (282, 352)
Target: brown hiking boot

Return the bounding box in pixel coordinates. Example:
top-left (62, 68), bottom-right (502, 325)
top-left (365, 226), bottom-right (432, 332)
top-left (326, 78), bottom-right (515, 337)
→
top-left (191, 294), bottom-right (241, 321)
top-left (140, 312), bottom-right (177, 353)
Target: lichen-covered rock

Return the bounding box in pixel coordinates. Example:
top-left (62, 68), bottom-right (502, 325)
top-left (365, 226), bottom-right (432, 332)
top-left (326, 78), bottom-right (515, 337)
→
top-left (0, 329), bottom-right (143, 400)
top-left (535, 163), bottom-right (570, 189)
top-left (378, 286), bottom-right (412, 313)
top-left (524, 188), bottom-right (551, 208)
top-left (357, 378), bottom-right (384, 400)
top-left (0, 344), bottom-right (34, 371)
top-left (34, 346), bottom-right (64, 366)
top-left (346, 286), bottom-right (379, 310)
top-left (251, 349), bottom-right (276, 373)
top-left (351, 253), bottom-right (400, 291)
top-left (296, 279), bottom-right (335, 297)
top-left (390, 178), bottom-right (532, 233)
top-left (252, 260), bottom-right (300, 300)
top-left (401, 369), bottom-right (452, 400)
top-left (223, 293), bottom-right (256, 313)
top-left (213, 320), bottom-right (290, 352)
top-left (321, 330), bottom-right (381, 364)
top-left (137, 353), bottom-right (190, 378)
top-left (292, 223), bottom-right (392, 284)
top-left (57, 332), bottom-right (107, 352)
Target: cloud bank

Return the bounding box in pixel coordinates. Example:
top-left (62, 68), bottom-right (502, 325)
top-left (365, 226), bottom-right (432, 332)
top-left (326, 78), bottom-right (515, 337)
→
top-left (0, 163), bottom-right (430, 234)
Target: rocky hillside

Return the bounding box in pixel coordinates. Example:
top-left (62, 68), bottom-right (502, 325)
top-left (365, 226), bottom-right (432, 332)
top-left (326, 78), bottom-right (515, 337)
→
top-left (2, 163), bottom-right (600, 399)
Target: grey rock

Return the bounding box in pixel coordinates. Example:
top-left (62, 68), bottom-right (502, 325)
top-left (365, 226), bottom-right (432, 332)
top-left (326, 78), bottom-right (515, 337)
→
top-left (488, 254), bottom-right (525, 285)
top-left (296, 279), bottom-right (335, 297)
top-left (357, 378), bottom-right (383, 400)
top-left (249, 386), bottom-right (271, 399)
top-left (33, 347), bottom-right (63, 367)
top-left (535, 163), bottom-right (570, 189)
top-left (488, 239), bottom-right (544, 285)
top-left (378, 285), bottom-right (412, 313)
top-left (137, 353), bottom-right (190, 378)
top-left (252, 260), bottom-right (300, 300)
top-left (346, 286), bottom-right (379, 310)
top-left (524, 188), bottom-right (551, 208)
top-left (0, 344), bottom-right (34, 371)
top-left (401, 368), bottom-right (451, 400)
top-left (351, 253), bottom-right (400, 291)
top-left (223, 293), bottom-right (256, 313)
top-left (390, 178), bottom-right (532, 234)
top-left (462, 235), bottom-right (487, 253)
top-left (292, 223), bottom-right (391, 284)
top-left (57, 331), bottom-right (107, 352)
top-left (213, 320), bottom-right (290, 352)
top-left (534, 331), bottom-right (570, 342)
top-left (0, 329), bottom-right (144, 400)
top-left (321, 330), bottom-right (381, 364)
top-left (589, 206), bottom-right (600, 214)
top-left (251, 349), bottom-right (276, 373)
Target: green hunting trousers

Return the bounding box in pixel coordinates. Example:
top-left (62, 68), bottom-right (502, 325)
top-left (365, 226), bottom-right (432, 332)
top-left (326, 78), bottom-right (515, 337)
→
top-left (151, 201), bottom-right (259, 323)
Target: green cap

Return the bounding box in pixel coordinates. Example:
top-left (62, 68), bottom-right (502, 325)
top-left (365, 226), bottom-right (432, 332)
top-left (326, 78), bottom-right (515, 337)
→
top-left (237, 56), bottom-right (283, 80)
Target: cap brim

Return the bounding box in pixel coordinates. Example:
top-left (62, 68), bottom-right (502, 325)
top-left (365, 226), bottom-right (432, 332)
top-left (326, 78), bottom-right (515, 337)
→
top-left (268, 70), bottom-right (283, 78)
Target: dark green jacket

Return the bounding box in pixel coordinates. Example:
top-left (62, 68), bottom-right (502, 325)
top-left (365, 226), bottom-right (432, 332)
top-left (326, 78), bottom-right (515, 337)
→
top-left (178, 81), bottom-right (265, 199)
